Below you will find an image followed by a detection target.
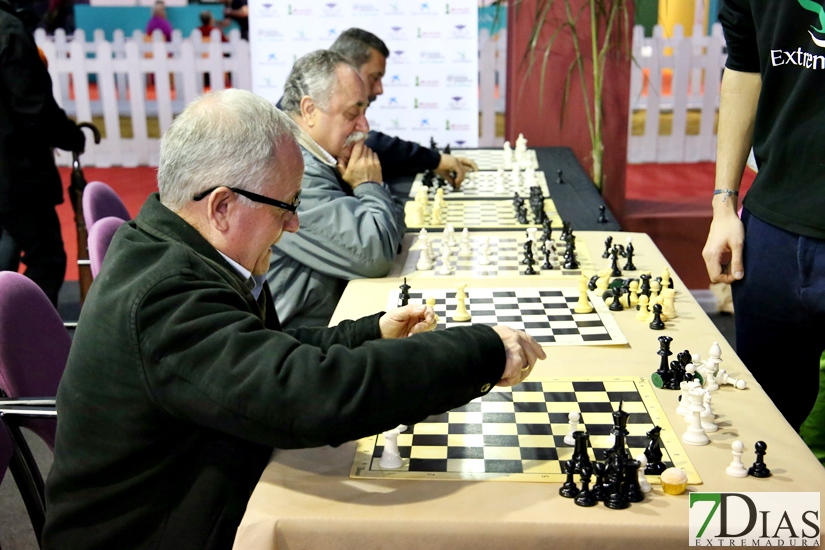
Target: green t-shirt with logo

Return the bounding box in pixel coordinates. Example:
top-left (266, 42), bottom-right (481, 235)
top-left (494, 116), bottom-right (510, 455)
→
top-left (720, 0), bottom-right (825, 239)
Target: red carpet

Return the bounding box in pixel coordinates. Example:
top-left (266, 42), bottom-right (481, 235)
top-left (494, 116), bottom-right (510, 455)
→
top-left (54, 163), bottom-right (756, 286)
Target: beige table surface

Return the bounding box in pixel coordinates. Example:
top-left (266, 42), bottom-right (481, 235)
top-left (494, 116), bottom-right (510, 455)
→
top-left (235, 231), bottom-right (825, 550)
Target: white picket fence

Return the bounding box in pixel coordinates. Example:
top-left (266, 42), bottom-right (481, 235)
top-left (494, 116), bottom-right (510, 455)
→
top-left (35, 28), bottom-right (251, 167)
top-left (627, 23), bottom-right (727, 163)
top-left (479, 27), bottom-right (507, 147)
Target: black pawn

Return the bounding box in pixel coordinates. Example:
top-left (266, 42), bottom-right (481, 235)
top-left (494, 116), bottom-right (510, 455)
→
top-left (649, 304), bottom-right (665, 330)
top-left (571, 431), bottom-right (592, 474)
top-left (597, 205), bottom-right (608, 223)
top-left (608, 287), bottom-right (624, 311)
top-left (542, 248), bottom-right (553, 270)
top-left (443, 143), bottom-right (451, 155)
top-left (604, 457), bottom-right (629, 510)
top-left (748, 441), bottom-right (772, 478)
top-left (574, 466), bottom-right (598, 507)
top-left (609, 246), bottom-right (622, 277)
top-left (556, 168), bottom-right (564, 184)
top-left (592, 462), bottom-right (607, 501)
top-left (559, 459), bottom-right (580, 498)
top-left (623, 242), bottom-right (636, 271)
top-left (638, 273), bottom-right (651, 297)
top-left (398, 278), bottom-right (411, 307)
top-left (624, 460), bottom-right (645, 503)
top-left (516, 206), bottom-right (529, 225)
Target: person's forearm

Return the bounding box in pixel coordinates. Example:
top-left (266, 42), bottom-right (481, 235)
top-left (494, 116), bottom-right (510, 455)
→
top-left (713, 68), bottom-right (761, 213)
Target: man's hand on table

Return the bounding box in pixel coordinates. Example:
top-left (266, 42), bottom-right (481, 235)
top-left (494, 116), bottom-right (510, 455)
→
top-left (379, 304), bottom-right (437, 339)
top-left (434, 154), bottom-right (478, 188)
top-left (492, 326), bottom-right (546, 387)
top-left (338, 141), bottom-right (383, 189)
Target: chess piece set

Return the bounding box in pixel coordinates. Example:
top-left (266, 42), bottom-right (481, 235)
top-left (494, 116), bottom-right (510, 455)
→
top-left (502, 133), bottom-right (532, 170)
top-left (512, 186), bottom-right (549, 225)
top-left (559, 404), bottom-right (655, 508)
top-left (409, 187), bottom-right (449, 226)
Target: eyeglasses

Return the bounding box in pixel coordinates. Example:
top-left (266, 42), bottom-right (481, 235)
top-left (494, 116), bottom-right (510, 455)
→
top-left (193, 186), bottom-right (301, 215)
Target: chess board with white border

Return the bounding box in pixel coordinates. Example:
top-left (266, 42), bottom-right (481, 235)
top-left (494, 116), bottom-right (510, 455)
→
top-left (401, 234), bottom-right (596, 279)
top-left (407, 170), bottom-right (550, 200)
top-left (404, 199), bottom-right (563, 231)
top-left (351, 376), bottom-right (702, 484)
top-left (388, 287), bottom-right (627, 346)
top-left (456, 148), bottom-right (539, 171)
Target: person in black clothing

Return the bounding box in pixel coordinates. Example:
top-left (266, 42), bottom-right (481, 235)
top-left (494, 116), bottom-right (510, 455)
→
top-left (330, 28), bottom-right (478, 184)
top-left (0, 0), bottom-right (86, 306)
top-left (702, 0), bottom-right (825, 433)
top-left (223, 0), bottom-right (247, 40)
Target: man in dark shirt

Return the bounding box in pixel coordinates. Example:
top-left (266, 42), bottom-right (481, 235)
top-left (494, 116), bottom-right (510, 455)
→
top-left (42, 89), bottom-right (545, 549)
top-left (0, 0), bottom-right (85, 305)
top-left (702, 0), bottom-right (825, 434)
top-left (330, 28), bottom-right (478, 184)
top-left (223, 0), bottom-right (247, 40)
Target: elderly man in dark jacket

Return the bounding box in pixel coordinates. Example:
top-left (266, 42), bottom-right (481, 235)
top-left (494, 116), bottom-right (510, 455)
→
top-left (0, 0), bottom-right (85, 305)
top-left (42, 89), bottom-right (544, 550)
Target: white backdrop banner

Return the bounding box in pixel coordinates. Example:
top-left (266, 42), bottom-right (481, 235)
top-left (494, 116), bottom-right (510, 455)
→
top-left (248, 0), bottom-right (479, 148)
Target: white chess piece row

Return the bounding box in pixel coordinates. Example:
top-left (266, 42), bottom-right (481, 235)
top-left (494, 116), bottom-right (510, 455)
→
top-left (691, 342), bottom-right (747, 391)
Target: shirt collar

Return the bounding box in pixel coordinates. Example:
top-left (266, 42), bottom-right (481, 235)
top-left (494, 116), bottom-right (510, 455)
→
top-left (218, 252), bottom-right (264, 299)
top-left (294, 124), bottom-right (337, 166)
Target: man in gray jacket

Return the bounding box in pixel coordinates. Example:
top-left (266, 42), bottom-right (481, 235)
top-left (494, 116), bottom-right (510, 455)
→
top-left (267, 50), bottom-right (404, 328)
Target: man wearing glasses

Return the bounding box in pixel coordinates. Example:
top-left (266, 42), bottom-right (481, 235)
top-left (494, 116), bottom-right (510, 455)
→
top-left (43, 89), bottom-right (546, 548)
top-left (268, 49), bottom-right (405, 328)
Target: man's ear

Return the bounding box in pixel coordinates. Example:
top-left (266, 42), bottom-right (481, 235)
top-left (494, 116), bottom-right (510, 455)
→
top-left (300, 95), bottom-right (317, 127)
top-left (206, 187), bottom-right (234, 233)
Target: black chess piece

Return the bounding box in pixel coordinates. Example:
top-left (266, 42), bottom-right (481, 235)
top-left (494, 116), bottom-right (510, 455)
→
top-left (620, 279), bottom-right (633, 308)
top-left (602, 236), bottom-right (613, 258)
top-left (443, 143), bottom-right (451, 155)
top-left (616, 244), bottom-right (627, 258)
top-left (574, 466), bottom-right (598, 507)
top-left (556, 168), bottom-right (564, 184)
top-left (649, 304), bottom-right (665, 330)
top-left (588, 274), bottom-right (600, 292)
top-left (542, 247), bottom-right (553, 270)
top-left (524, 250), bottom-right (537, 275)
top-left (592, 462), bottom-right (607, 501)
top-left (623, 241), bottom-right (637, 271)
top-left (516, 205), bottom-right (529, 225)
top-left (397, 277), bottom-right (411, 307)
top-left (638, 273), bottom-right (652, 297)
top-left (604, 455), bottom-right (630, 510)
top-left (571, 431), bottom-right (592, 474)
top-left (430, 137), bottom-right (438, 150)
top-left (522, 240), bottom-right (533, 264)
top-left (624, 460), bottom-right (645, 503)
top-left (534, 208), bottom-right (547, 225)
top-left (608, 287), bottom-right (624, 311)
top-left (563, 239), bottom-right (579, 270)
top-left (597, 205), bottom-right (608, 223)
top-left (643, 426), bottom-right (667, 475)
top-left (559, 221), bottom-right (571, 242)
top-left (605, 401), bottom-right (630, 463)
top-left (609, 245), bottom-right (622, 277)
top-left (512, 192), bottom-right (524, 209)
top-left (652, 335), bottom-right (673, 389)
top-left (422, 170), bottom-right (435, 188)
top-left (559, 459), bottom-right (580, 498)
top-left (666, 357), bottom-right (686, 390)
top-left (748, 441), bottom-right (772, 478)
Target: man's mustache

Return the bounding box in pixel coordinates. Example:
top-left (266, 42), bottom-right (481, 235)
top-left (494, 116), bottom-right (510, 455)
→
top-left (344, 131), bottom-right (368, 147)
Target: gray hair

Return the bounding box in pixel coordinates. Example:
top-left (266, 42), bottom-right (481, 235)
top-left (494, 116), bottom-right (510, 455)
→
top-left (280, 50), bottom-right (351, 115)
top-left (330, 28), bottom-right (390, 69)
top-left (157, 89), bottom-right (300, 212)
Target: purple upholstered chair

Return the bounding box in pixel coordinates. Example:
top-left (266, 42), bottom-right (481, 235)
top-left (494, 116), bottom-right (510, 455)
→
top-left (0, 271), bottom-right (71, 544)
top-left (88, 216), bottom-right (126, 278)
top-left (82, 181), bottom-right (130, 231)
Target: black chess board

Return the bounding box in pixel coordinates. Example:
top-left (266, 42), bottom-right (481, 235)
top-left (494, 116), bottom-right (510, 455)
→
top-left (404, 199), bottom-right (563, 231)
top-left (351, 377), bottom-right (702, 484)
top-left (389, 288), bottom-right (627, 346)
top-left (408, 170), bottom-right (550, 199)
top-left (400, 235), bottom-right (596, 279)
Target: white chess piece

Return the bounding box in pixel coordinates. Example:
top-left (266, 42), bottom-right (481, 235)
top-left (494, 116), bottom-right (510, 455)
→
top-left (477, 237), bottom-right (492, 266)
top-left (725, 440), bottom-right (749, 478)
top-left (700, 392), bottom-right (718, 433)
top-left (459, 227), bottom-right (472, 254)
top-left (396, 424), bottom-right (407, 432)
top-left (635, 453), bottom-right (652, 493)
top-left (682, 387), bottom-right (710, 446)
top-left (563, 412), bottom-right (580, 446)
top-left (415, 228), bottom-right (429, 248)
top-left (510, 167), bottom-right (520, 188)
top-left (379, 429), bottom-right (403, 469)
top-left (416, 242), bottom-right (434, 271)
top-left (676, 381), bottom-right (691, 416)
top-left (438, 248), bottom-right (454, 275)
top-left (716, 369), bottom-right (747, 390)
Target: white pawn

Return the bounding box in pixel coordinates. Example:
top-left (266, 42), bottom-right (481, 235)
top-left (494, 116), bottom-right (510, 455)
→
top-left (635, 453), bottom-right (652, 493)
top-left (700, 391), bottom-right (718, 433)
top-left (676, 381), bottom-right (691, 416)
top-left (510, 167), bottom-right (520, 188)
top-left (439, 247), bottom-right (454, 275)
top-left (459, 227), bottom-right (472, 254)
top-left (716, 369), bottom-right (747, 390)
top-left (416, 240), bottom-right (434, 271)
top-left (379, 429), bottom-right (403, 469)
top-left (477, 237), bottom-right (492, 266)
top-left (726, 440), bottom-right (749, 478)
top-left (682, 386), bottom-right (710, 446)
top-left (563, 412), bottom-right (580, 446)
top-left (415, 228), bottom-right (429, 248)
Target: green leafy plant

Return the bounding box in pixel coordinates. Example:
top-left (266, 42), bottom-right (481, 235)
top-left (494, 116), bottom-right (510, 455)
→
top-left (495, 0), bottom-right (635, 189)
